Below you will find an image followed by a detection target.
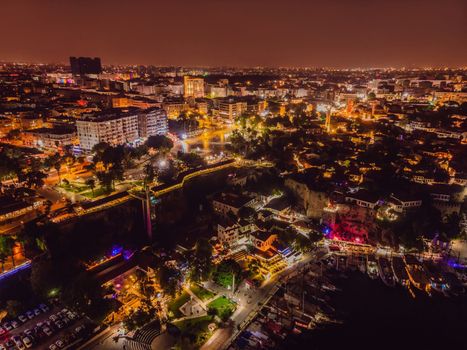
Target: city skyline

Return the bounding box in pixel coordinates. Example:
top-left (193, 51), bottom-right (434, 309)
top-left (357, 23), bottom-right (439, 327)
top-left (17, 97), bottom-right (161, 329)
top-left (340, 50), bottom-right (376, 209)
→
top-left (1, 0), bottom-right (467, 68)
top-left (0, 2), bottom-right (466, 350)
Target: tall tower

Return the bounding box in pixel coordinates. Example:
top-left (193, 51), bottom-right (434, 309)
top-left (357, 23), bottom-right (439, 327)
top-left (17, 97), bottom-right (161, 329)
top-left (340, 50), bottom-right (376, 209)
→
top-left (325, 108), bottom-right (332, 133)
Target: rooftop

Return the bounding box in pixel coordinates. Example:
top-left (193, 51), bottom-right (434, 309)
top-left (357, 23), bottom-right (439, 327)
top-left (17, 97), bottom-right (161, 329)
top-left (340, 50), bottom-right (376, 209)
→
top-left (346, 189), bottom-right (379, 204)
top-left (212, 192), bottom-right (252, 209)
top-left (264, 197), bottom-right (291, 212)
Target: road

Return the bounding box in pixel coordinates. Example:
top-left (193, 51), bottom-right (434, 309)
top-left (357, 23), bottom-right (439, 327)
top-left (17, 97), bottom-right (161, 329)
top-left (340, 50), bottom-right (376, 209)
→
top-left (173, 127), bottom-right (234, 155)
top-left (201, 253), bottom-right (316, 350)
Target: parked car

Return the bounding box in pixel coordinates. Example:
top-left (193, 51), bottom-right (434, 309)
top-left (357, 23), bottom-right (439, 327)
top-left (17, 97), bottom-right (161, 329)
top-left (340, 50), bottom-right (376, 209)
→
top-left (22, 336), bottom-right (33, 349)
top-left (4, 340), bottom-right (15, 349)
top-left (42, 327), bottom-right (53, 337)
top-left (18, 315), bottom-right (27, 323)
top-left (39, 304), bottom-right (49, 313)
top-left (11, 321), bottom-right (19, 329)
top-left (0, 326), bottom-right (6, 336)
top-left (3, 323), bottom-right (12, 331)
top-left (74, 325), bottom-right (85, 334)
top-left (24, 330), bottom-right (34, 341)
top-left (12, 335), bottom-right (25, 350)
top-left (54, 321), bottom-right (64, 330)
top-left (26, 312), bottom-right (34, 320)
top-left (45, 321), bottom-right (55, 330)
top-left (66, 312), bottom-right (77, 320)
top-left (49, 314), bottom-right (58, 322)
top-left (33, 326), bottom-right (45, 340)
top-left (49, 344), bottom-right (58, 350)
top-left (33, 309), bottom-right (41, 317)
top-left (55, 339), bottom-right (65, 349)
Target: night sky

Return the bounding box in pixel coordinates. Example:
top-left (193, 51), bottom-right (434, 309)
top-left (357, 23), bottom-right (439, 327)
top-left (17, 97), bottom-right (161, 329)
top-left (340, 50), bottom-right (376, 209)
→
top-left (1, 0), bottom-right (466, 67)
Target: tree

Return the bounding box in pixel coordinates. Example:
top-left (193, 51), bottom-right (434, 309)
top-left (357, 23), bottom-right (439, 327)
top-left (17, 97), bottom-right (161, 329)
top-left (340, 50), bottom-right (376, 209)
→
top-left (228, 130), bottom-right (248, 154)
top-left (61, 272), bottom-right (103, 312)
top-left (85, 178), bottom-right (96, 197)
top-left (0, 153), bottom-right (20, 183)
top-left (17, 221), bottom-right (48, 258)
top-left (44, 152), bottom-right (63, 184)
top-left (0, 235), bottom-right (16, 268)
top-left (24, 170), bottom-right (47, 188)
top-left (92, 144), bottom-right (125, 192)
top-left (54, 161), bottom-right (62, 184)
top-left (442, 212), bottom-right (461, 239)
top-left (177, 152), bottom-right (206, 169)
top-left (146, 135), bottom-right (174, 151)
top-left (143, 163), bottom-right (155, 186)
top-left (95, 171), bottom-right (113, 193)
top-left (190, 238), bottom-right (214, 282)
top-left (159, 266), bottom-right (181, 297)
top-left (30, 259), bottom-right (61, 297)
top-left (43, 200), bottom-right (53, 216)
top-left (6, 129), bottom-right (21, 141)
top-left (213, 259), bottom-right (242, 289)
top-left (308, 230), bottom-right (323, 244)
top-left (5, 300), bottom-right (23, 318)
top-left (123, 307), bottom-right (156, 332)
top-left (0, 251), bottom-right (8, 272)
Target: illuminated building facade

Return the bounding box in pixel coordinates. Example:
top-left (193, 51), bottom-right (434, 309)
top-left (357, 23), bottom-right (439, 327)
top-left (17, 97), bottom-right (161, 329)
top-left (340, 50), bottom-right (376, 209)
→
top-left (137, 108), bottom-right (168, 138)
top-left (76, 113), bottom-right (139, 151)
top-left (183, 76), bottom-right (205, 98)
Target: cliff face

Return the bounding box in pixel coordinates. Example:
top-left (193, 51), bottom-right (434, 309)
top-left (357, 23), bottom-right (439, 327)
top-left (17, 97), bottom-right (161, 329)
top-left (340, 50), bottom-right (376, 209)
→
top-left (285, 178), bottom-right (328, 219)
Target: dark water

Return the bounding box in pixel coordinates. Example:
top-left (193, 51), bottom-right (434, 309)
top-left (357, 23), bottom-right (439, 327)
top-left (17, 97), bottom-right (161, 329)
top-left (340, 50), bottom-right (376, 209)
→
top-left (280, 272), bottom-right (467, 350)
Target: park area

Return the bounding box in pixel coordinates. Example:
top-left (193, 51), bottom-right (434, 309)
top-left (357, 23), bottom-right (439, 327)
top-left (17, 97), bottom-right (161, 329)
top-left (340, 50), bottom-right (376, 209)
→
top-left (190, 283), bottom-right (215, 302)
top-left (173, 315), bottom-right (216, 348)
top-left (58, 180), bottom-right (108, 199)
top-left (167, 291), bottom-right (190, 319)
top-left (207, 296), bottom-right (236, 321)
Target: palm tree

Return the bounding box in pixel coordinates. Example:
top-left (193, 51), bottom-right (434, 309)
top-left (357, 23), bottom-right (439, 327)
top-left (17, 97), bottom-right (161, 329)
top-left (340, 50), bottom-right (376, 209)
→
top-left (85, 178), bottom-right (96, 197)
top-left (54, 161), bottom-right (62, 184)
top-left (0, 252), bottom-right (8, 272)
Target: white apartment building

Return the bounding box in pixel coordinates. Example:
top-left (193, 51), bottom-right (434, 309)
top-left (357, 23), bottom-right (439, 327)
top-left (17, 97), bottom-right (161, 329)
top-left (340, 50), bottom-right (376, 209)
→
top-left (138, 108), bottom-right (168, 138)
top-left (215, 99), bottom-right (248, 120)
top-left (77, 113), bottom-right (139, 151)
top-left (184, 76), bottom-right (205, 98)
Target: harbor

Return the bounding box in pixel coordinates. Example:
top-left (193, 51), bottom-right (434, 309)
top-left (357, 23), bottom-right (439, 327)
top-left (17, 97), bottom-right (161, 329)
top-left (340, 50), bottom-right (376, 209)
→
top-left (226, 247), bottom-right (467, 350)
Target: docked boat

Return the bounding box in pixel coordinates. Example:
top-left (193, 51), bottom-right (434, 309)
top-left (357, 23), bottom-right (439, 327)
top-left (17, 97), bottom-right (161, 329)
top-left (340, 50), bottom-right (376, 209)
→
top-left (423, 261), bottom-right (448, 293)
top-left (391, 256), bottom-right (409, 287)
top-left (404, 255), bottom-right (431, 292)
top-left (366, 255), bottom-right (379, 279)
top-left (377, 257), bottom-right (395, 287)
top-left (357, 255), bottom-right (367, 274)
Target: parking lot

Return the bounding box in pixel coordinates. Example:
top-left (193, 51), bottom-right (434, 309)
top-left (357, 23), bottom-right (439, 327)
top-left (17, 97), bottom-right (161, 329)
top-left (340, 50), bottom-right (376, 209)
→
top-left (0, 302), bottom-right (91, 350)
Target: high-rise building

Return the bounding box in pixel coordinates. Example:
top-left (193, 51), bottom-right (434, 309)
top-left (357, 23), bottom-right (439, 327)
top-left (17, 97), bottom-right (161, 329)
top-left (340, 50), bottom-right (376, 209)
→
top-left (70, 56), bottom-right (102, 76)
top-left (183, 76), bottom-right (205, 98)
top-left (215, 98), bottom-right (247, 120)
top-left (76, 112), bottom-right (139, 151)
top-left (76, 108), bottom-right (168, 151)
top-left (138, 108), bottom-right (168, 138)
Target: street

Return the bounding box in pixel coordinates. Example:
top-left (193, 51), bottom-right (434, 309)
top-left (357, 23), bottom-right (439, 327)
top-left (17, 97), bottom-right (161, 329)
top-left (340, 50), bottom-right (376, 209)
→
top-left (201, 252), bottom-right (316, 350)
